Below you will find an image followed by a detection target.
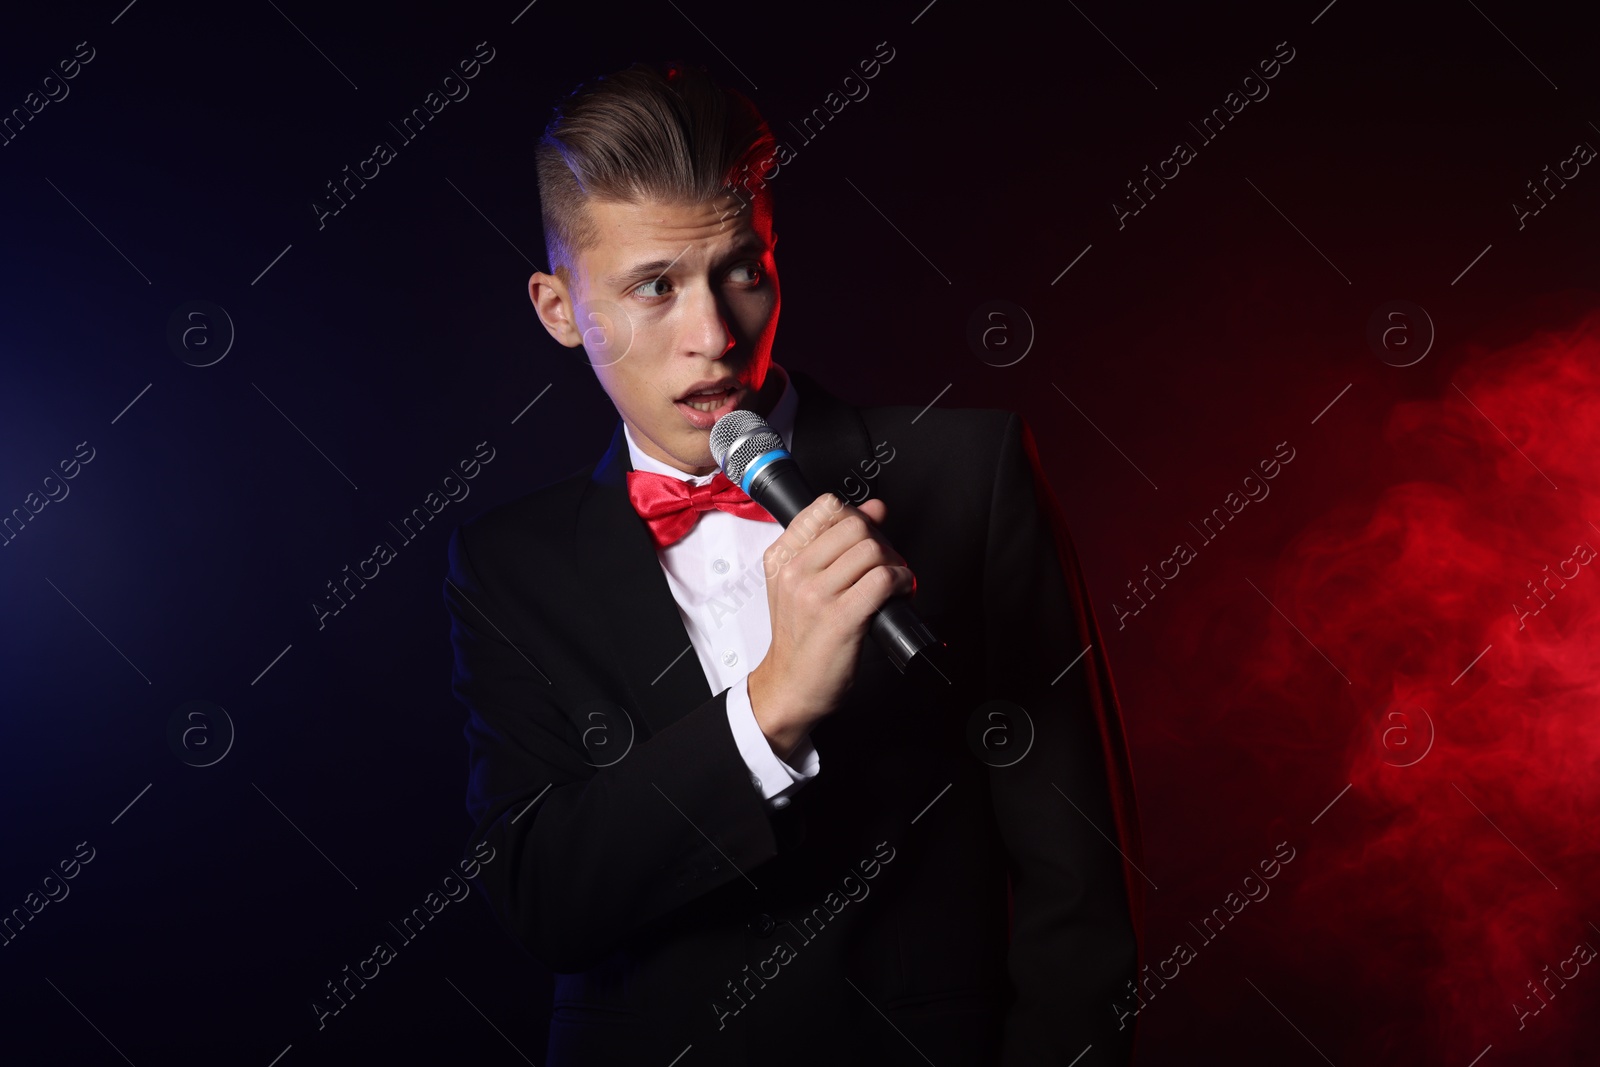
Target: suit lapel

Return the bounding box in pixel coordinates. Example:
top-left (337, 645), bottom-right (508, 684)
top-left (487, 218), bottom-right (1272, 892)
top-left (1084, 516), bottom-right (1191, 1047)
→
top-left (574, 367), bottom-right (875, 738)
top-left (785, 368), bottom-right (876, 502)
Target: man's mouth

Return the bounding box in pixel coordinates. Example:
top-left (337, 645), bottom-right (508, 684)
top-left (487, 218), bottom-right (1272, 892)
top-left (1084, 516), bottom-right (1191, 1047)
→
top-left (673, 381), bottom-right (744, 429)
top-left (680, 385), bottom-right (738, 412)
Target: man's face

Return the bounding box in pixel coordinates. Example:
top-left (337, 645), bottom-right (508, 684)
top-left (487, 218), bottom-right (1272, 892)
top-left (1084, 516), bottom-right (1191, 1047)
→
top-left (530, 192), bottom-right (780, 476)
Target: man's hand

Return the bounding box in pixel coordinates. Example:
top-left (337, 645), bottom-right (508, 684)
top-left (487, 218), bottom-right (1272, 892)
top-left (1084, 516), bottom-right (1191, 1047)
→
top-left (746, 493), bottom-right (916, 760)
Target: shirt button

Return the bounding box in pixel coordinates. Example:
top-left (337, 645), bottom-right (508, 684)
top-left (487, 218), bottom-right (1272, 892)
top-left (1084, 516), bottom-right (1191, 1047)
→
top-left (772, 796), bottom-right (791, 810)
top-left (713, 558), bottom-right (730, 574)
top-left (750, 774), bottom-right (762, 790)
top-left (722, 650), bottom-right (738, 667)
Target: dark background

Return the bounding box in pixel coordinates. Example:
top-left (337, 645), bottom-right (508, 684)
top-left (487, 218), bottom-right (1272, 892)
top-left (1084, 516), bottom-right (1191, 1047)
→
top-left (2, 0), bottom-right (1597, 1063)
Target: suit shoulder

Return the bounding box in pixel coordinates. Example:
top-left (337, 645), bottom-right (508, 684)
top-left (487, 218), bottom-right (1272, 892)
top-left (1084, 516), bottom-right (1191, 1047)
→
top-left (449, 461), bottom-right (593, 567)
top-left (858, 398), bottom-right (1019, 468)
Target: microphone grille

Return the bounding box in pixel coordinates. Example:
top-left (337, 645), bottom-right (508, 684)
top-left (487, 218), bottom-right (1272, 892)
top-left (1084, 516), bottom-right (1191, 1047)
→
top-left (710, 409), bottom-right (784, 484)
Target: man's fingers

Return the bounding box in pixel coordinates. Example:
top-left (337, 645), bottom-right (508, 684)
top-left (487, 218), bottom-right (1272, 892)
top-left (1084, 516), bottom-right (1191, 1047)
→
top-left (763, 493), bottom-right (842, 578)
top-left (762, 493), bottom-right (898, 584)
top-left (838, 563), bottom-right (916, 623)
top-left (819, 536), bottom-right (904, 599)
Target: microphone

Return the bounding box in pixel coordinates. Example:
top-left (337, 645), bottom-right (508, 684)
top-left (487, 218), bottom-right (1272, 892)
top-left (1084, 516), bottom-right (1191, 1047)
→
top-left (709, 409), bottom-right (948, 678)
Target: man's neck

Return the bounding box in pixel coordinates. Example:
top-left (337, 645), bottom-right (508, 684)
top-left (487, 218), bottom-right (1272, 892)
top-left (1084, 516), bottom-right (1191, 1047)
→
top-left (747, 363), bottom-right (786, 421)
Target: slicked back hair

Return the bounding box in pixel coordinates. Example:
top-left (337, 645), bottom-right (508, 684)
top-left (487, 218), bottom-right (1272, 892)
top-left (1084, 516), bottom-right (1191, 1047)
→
top-left (535, 61), bottom-right (777, 293)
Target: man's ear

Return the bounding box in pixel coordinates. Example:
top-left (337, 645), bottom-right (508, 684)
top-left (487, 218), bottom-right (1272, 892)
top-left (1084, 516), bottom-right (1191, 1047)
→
top-left (528, 270), bottom-right (584, 348)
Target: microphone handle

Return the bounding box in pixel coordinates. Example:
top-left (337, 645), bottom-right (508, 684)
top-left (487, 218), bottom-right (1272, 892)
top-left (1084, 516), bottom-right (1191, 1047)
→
top-left (744, 454), bottom-right (947, 675)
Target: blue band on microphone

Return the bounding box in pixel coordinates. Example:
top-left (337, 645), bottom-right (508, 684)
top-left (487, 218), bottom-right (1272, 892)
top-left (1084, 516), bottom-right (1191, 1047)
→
top-left (739, 448), bottom-right (789, 495)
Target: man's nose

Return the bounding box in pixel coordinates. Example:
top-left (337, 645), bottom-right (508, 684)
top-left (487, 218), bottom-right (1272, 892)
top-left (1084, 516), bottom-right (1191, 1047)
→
top-left (682, 283), bottom-right (735, 359)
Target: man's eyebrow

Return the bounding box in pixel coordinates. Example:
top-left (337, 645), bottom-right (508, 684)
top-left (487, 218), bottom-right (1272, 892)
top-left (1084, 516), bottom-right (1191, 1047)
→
top-left (604, 259), bottom-right (679, 289)
top-left (603, 235), bottom-right (769, 290)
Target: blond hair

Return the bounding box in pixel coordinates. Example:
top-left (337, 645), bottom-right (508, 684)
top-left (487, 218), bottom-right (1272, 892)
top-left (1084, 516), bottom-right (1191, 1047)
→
top-left (536, 61), bottom-right (777, 288)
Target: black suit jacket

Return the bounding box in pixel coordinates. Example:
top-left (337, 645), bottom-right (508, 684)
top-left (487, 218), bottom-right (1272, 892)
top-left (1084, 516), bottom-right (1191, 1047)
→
top-left (446, 369), bottom-right (1143, 1065)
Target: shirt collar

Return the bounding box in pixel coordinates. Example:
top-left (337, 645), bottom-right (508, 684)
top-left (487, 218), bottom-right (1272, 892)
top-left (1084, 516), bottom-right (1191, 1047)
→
top-left (623, 362), bottom-right (799, 485)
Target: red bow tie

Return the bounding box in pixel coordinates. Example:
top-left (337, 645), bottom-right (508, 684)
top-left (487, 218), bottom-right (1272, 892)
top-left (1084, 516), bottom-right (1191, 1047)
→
top-left (626, 469), bottom-right (778, 548)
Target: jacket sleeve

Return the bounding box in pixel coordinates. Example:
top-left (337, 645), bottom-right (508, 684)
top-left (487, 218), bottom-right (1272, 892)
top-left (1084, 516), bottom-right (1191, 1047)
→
top-left (983, 412), bottom-right (1145, 1065)
top-left (446, 522), bottom-right (781, 974)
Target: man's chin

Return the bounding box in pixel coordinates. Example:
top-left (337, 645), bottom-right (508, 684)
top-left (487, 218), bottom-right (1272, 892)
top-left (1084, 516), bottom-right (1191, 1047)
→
top-left (668, 431), bottom-right (717, 473)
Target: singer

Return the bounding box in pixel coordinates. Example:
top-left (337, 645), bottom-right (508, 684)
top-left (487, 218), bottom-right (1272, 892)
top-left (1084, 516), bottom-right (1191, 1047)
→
top-left (444, 60), bottom-right (1143, 1065)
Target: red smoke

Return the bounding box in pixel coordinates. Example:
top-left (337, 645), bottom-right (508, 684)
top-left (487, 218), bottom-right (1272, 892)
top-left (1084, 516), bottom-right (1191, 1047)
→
top-left (1246, 307), bottom-right (1600, 1063)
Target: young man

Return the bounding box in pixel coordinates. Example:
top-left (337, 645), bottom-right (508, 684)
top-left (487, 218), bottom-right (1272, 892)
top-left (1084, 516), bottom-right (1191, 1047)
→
top-left (446, 61), bottom-right (1143, 1065)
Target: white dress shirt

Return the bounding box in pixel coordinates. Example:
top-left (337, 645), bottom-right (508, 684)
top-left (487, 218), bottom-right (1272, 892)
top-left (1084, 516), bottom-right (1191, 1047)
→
top-left (622, 362), bottom-right (820, 811)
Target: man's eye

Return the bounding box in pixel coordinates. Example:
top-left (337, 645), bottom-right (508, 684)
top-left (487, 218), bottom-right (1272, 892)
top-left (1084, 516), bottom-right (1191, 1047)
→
top-left (727, 263), bottom-right (762, 286)
top-left (632, 277), bottom-right (672, 299)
